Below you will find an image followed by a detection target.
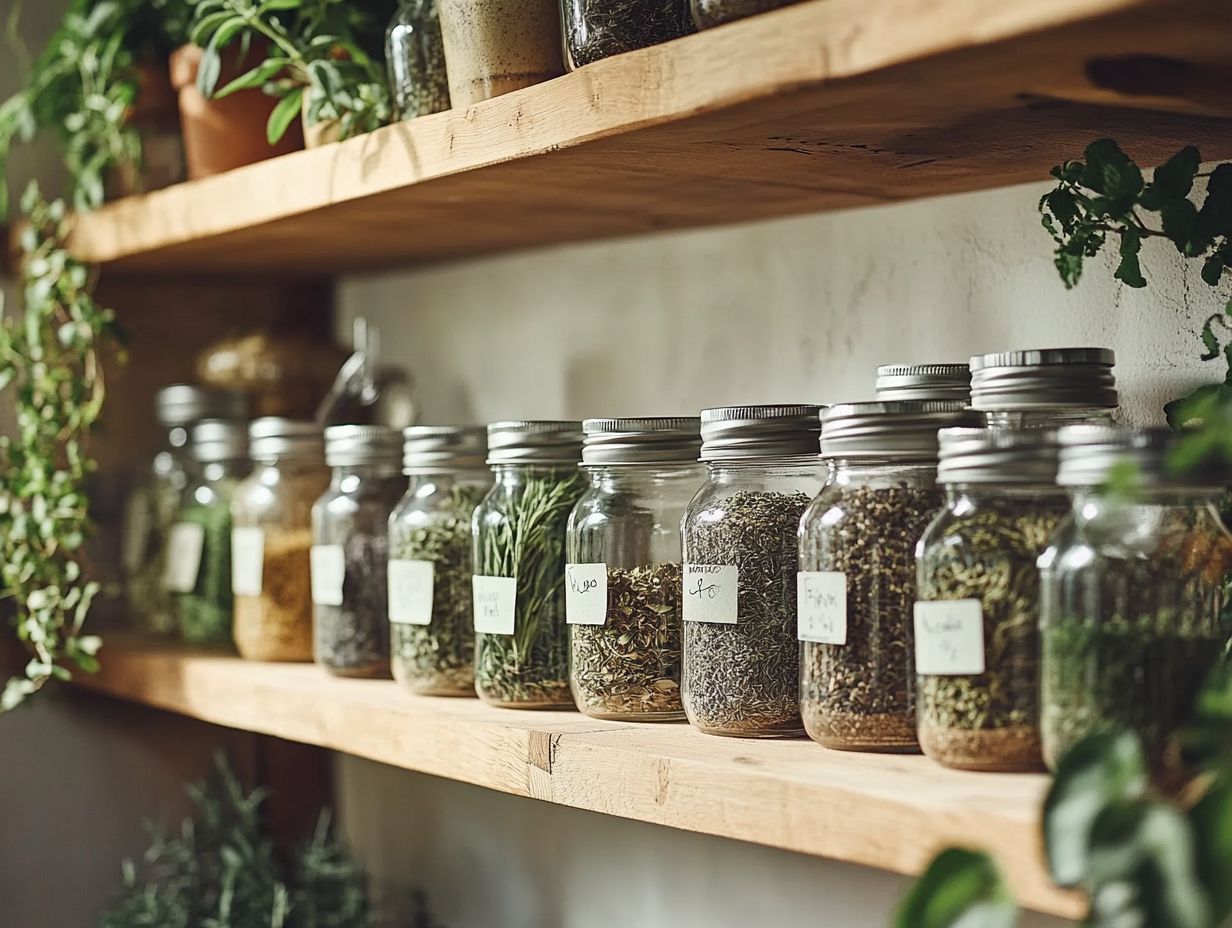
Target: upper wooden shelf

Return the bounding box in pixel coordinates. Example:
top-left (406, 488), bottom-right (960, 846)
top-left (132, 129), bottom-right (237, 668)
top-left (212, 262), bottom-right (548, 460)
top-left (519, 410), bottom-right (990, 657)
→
top-left (76, 642), bottom-right (1083, 918)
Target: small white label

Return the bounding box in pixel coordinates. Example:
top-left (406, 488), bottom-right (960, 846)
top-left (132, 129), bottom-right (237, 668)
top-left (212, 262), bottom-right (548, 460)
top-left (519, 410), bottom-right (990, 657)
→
top-left (231, 528), bottom-right (265, 597)
top-left (162, 522), bottom-right (205, 593)
top-left (388, 559), bottom-right (435, 625)
top-left (565, 563), bottom-right (608, 626)
top-left (310, 545), bottom-right (346, 607)
top-left (682, 564), bottom-right (739, 624)
top-left (473, 575), bottom-right (517, 635)
top-left (914, 599), bottom-right (986, 675)
top-left (797, 571), bottom-right (847, 644)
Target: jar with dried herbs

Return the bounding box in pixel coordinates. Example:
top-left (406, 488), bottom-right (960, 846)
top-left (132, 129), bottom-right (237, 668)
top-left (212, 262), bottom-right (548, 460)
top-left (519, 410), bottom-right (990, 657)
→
top-left (388, 426), bottom-right (491, 696)
top-left (566, 418), bottom-right (704, 721)
top-left (561, 0), bottom-right (695, 70)
top-left (970, 347), bottom-right (1118, 430)
top-left (690, 0), bottom-right (806, 30)
top-left (386, 0), bottom-right (451, 119)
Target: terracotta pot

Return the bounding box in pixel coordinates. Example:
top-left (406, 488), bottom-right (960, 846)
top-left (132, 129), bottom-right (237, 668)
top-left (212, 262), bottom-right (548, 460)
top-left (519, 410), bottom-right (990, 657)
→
top-left (169, 44), bottom-right (303, 180)
top-left (106, 60), bottom-right (186, 200)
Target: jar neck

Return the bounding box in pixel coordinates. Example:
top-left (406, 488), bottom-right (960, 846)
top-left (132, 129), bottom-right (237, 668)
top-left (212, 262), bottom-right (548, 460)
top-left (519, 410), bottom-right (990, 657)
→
top-left (491, 463), bottom-right (580, 483)
top-left (828, 458), bottom-right (937, 478)
top-left (945, 482), bottom-right (1069, 502)
top-left (199, 459), bottom-right (246, 482)
top-left (255, 455), bottom-right (326, 474)
top-left (982, 408), bottom-right (1115, 429)
top-left (584, 463), bottom-right (706, 491)
top-left (706, 456), bottom-right (823, 479)
top-left (408, 467), bottom-right (491, 488)
top-left (331, 462), bottom-right (402, 480)
top-left (1070, 485), bottom-right (1226, 508)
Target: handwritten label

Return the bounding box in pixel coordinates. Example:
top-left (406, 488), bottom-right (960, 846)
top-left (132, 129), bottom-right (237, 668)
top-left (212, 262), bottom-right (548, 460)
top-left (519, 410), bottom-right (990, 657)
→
top-left (565, 563), bottom-right (608, 626)
top-left (914, 599), bottom-right (985, 675)
top-left (473, 575), bottom-right (517, 635)
top-left (682, 564), bottom-right (738, 624)
top-left (231, 528), bottom-right (265, 597)
top-left (310, 545), bottom-right (346, 607)
top-left (162, 522), bottom-right (204, 593)
top-left (797, 571), bottom-right (847, 644)
top-left (388, 559), bottom-right (435, 625)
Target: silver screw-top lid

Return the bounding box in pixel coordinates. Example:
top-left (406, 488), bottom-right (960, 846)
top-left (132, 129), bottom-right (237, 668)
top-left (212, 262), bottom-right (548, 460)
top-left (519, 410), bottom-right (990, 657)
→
top-left (155, 384), bottom-right (247, 427)
top-left (486, 421), bottom-right (584, 466)
top-left (581, 417), bottom-right (703, 466)
top-left (937, 427), bottom-right (1062, 485)
top-left (821, 401), bottom-right (981, 460)
top-left (324, 424), bottom-right (402, 468)
top-left (969, 347), bottom-right (1117, 411)
top-left (875, 364), bottom-right (972, 402)
top-left (402, 426), bottom-right (488, 473)
top-left (699, 405), bottom-right (824, 462)
top-left (1057, 425), bottom-right (1226, 488)
top-left (249, 418), bottom-right (323, 461)
top-left (191, 419), bottom-right (248, 463)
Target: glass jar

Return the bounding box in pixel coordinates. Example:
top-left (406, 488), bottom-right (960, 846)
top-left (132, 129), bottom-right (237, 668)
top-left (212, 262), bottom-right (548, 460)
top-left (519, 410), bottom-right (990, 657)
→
top-left (312, 426), bottom-right (405, 678)
top-left (798, 402), bottom-right (978, 752)
top-left (473, 421), bottom-right (587, 708)
top-left (561, 0), bottom-right (694, 70)
top-left (970, 347), bottom-right (1118, 430)
top-left (681, 405), bottom-right (824, 738)
top-left (875, 363), bottom-right (971, 403)
top-left (388, 426), bottom-right (491, 696)
top-left (386, 0), bottom-right (451, 119)
top-left (566, 418), bottom-right (704, 721)
top-left (1039, 426), bottom-right (1232, 770)
top-left (690, 0), bottom-right (806, 30)
top-left (436, 0), bottom-right (565, 107)
top-left (231, 419), bottom-right (328, 662)
top-left (915, 428), bottom-right (1067, 771)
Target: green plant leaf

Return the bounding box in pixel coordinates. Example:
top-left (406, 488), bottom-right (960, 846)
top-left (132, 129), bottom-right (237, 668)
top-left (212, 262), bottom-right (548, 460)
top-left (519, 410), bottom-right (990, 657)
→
top-left (1153, 146), bottom-right (1202, 199)
top-left (266, 86), bottom-right (303, 145)
top-left (215, 58), bottom-right (287, 99)
top-left (1190, 778), bottom-right (1232, 922)
top-left (1203, 254), bottom-right (1226, 287)
top-left (894, 849), bottom-right (1018, 928)
top-left (1115, 229), bottom-right (1147, 288)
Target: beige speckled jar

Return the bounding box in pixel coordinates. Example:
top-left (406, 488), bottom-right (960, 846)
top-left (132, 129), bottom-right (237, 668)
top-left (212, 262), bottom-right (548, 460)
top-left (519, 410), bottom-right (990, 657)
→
top-left (437, 0), bottom-right (565, 106)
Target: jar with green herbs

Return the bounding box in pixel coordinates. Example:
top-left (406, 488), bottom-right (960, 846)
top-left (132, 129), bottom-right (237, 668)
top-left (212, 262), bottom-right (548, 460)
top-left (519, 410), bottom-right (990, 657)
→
top-left (915, 428), bottom-right (1067, 771)
top-left (798, 402), bottom-right (979, 752)
top-left (312, 426), bottom-right (405, 678)
top-left (1039, 426), bottom-right (1232, 771)
top-left (566, 418), bottom-right (704, 721)
top-left (690, 0), bottom-right (806, 30)
top-left (681, 405), bottom-right (824, 738)
top-left (472, 421), bottom-right (586, 708)
top-left (561, 0), bottom-right (694, 70)
top-left (386, 0), bottom-right (451, 119)
top-left (970, 347), bottom-right (1117, 430)
top-left (388, 426), bottom-right (491, 696)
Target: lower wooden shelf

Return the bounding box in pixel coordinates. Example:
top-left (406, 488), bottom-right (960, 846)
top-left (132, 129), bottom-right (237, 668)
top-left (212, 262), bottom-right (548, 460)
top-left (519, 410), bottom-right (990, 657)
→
top-left (75, 642), bottom-right (1082, 918)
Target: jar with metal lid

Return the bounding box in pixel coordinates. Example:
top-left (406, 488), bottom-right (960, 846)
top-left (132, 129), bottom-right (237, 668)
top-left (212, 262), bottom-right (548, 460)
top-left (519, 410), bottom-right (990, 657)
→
top-left (386, 0), bottom-right (450, 120)
top-left (312, 425), bottom-right (405, 678)
top-left (875, 363), bottom-right (971, 403)
top-left (798, 402), bottom-right (979, 752)
top-left (690, 0), bottom-right (805, 30)
top-left (388, 426), bottom-right (491, 696)
top-left (566, 417), bottom-right (705, 721)
top-left (1039, 426), bottom-right (1232, 770)
top-left (230, 419), bottom-right (328, 662)
top-left (970, 347), bottom-right (1118, 429)
top-left (561, 0), bottom-right (694, 70)
top-left (915, 428), bottom-right (1067, 771)
top-left (681, 405), bottom-right (824, 737)
top-left (167, 419), bottom-right (250, 647)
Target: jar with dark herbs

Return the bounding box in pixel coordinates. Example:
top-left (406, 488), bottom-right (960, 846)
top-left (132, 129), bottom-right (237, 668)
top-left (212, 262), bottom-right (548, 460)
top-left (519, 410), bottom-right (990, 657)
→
top-left (1039, 426), bottom-right (1232, 771)
top-left (798, 402), bottom-right (978, 752)
top-left (970, 347), bottom-right (1117, 430)
top-left (561, 0), bottom-right (694, 70)
top-left (566, 418), bottom-right (704, 721)
top-left (386, 0), bottom-right (451, 119)
top-left (388, 426), bottom-right (491, 696)
top-left (681, 405), bottom-right (824, 738)
top-left (690, 0), bottom-right (806, 30)
top-left (473, 421), bottom-right (587, 708)
top-left (915, 429), bottom-right (1068, 771)
top-left (312, 426), bottom-right (405, 678)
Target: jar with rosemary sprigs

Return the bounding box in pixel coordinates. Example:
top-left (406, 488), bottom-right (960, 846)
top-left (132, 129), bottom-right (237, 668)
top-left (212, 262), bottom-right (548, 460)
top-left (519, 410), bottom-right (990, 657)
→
top-left (970, 347), bottom-right (1118, 430)
top-left (1039, 426), bottom-right (1232, 772)
top-left (798, 401), bottom-right (979, 752)
top-left (681, 405), bottom-right (825, 738)
top-left (915, 428), bottom-right (1068, 772)
top-left (472, 421), bottom-right (587, 708)
top-left (875, 363), bottom-right (972, 404)
top-left (689, 0), bottom-right (806, 30)
top-left (566, 417), bottom-right (705, 721)
top-left (561, 0), bottom-right (695, 70)
top-left (388, 426), bottom-right (491, 696)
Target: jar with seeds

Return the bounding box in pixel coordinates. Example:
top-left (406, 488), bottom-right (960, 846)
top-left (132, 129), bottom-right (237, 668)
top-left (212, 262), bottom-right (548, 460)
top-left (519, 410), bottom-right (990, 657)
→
top-left (875, 363), bottom-right (972, 403)
top-left (386, 0), bottom-right (451, 120)
top-left (566, 418), bottom-right (705, 721)
top-left (690, 0), bottom-right (806, 29)
top-left (561, 0), bottom-right (695, 70)
top-left (970, 347), bottom-right (1117, 430)
top-left (473, 421), bottom-right (587, 708)
top-left (798, 402), bottom-right (979, 752)
top-left (915, 428), bottom-right (1068, 771)
top-left (388, 426), bottom-right (491, 696)
top-left (681, 405), bottom-right (824, 738)
top-left (1039, 426), bottom-right (1232, 771)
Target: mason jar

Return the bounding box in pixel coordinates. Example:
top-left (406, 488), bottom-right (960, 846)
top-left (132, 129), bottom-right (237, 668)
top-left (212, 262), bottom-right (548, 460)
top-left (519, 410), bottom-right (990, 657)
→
top-left (798, 402), bottom-right (978, 752)
top-left (312, 425), bottom-right (405, 678)
top-left (388, 426), bottom-right (491, 696)
top-left (970, 347), bottom-right (1118, 430)
top-left (690, 0), bottom-right (806, 29)
top-left (566, 417), bottom-right (705, 721)
top-left (386, 0), bottom-right (450, 119)
top-left (472, 421), bottom-right (587, 708)
top-left (1039, 426), bottom-right (1232, 771)
top-left (681, 405), bottom-right (824, 737)
top-left (561, 0), bottom-right (694, 70)
top-left (875, 363), bottom-right (971, 403)
top-left (915, 428), bottom-right (1067, 771)
top-left (231, 419), bottom-right (328, 662)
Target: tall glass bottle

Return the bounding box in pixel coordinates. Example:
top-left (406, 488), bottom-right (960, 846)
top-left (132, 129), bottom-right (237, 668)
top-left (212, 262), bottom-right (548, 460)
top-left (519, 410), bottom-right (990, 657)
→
top-left (386, 0), bottom-right (451, 119)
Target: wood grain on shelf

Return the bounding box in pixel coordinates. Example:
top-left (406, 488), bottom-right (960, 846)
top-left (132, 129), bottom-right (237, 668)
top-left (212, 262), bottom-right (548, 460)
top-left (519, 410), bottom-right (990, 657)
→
top-left (76, 642), bottom-right (1084, 918)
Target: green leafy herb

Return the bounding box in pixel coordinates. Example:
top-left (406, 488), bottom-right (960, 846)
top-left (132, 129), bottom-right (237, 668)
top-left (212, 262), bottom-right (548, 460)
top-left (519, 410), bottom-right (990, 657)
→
top-left (893, 848), bottom-right (1018, 928)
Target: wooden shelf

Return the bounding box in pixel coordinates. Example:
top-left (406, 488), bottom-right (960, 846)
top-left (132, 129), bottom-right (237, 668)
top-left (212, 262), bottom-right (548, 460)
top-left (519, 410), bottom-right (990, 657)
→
top-left (76, 642), bottom-right (1082, 918)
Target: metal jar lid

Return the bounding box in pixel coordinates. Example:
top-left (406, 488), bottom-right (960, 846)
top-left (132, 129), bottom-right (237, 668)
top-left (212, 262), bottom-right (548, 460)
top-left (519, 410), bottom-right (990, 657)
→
top-left (937, 427), bottom-right (1062, 485)
top-left (581, 417), bottom-right (702, 466)
top-left (699, 405), bottom-right (824, 462)
top-left (875, 364), bottom-right (972, 402)
top-left (249, 418), bottom-right (323, 461)
top-left (969, 347), bottom-right (1117, 411)
top-left (156, 384), bottom-right (247, 427)
top-left (324, 424), bottom-right (402, 468)
top-left (191, 419), bottom-right (248, 463)
top-left (403, 425), bottom-right (488, 473)
top-left (1057, 425), bottom-right (1226, 488)
top-left (486, 420), bottom-right (584, 466)
top-left (821, 402), bottom-right (981, 460)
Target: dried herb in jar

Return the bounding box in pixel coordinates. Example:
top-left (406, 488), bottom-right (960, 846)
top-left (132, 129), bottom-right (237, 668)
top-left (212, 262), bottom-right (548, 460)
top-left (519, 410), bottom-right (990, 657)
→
top-left (388, 0), bottom-right (451, 119)
top-left (316, 531), bottom-right (392, 678)
top-left (233, 528), bottom-right (314, 662)
top-left (176, 503), bottom-right (233, 647)
top-left (562, 0), bottom-right (694, 68)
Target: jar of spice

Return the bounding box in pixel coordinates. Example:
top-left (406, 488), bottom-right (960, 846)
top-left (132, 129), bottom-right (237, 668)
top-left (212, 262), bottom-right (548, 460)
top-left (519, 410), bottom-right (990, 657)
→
top-left (436, 0), bottom-right (565, 106)
top-left (915, 428), bottom-right (1067, 771)
top-left (681, 405), bottom-right (824, 738)
top-left (690, 0), bottom-right (806, 30)
top-left (312, 425), bottom-right (405, 678)
top-left (1039, 426), bottom-right (1232, 771)
top-left (798, 402), bottom-right (979, 752)
top-left (388, 426), bottom-right (491, 696)
top-left (561, 0), bottom-right (695, 70)
top-left (473, 421), bottom-right (587, 708)
top-left (231, 419), bottom-right (328, 662)
top-left (875, 363), bottom-right (971, 403)
top-left (970, 347), bottom-right (1118, 429)
top-left (386, 0), bottom-right (451, 119)
top-left (566, 417), bottom-right (705, 721)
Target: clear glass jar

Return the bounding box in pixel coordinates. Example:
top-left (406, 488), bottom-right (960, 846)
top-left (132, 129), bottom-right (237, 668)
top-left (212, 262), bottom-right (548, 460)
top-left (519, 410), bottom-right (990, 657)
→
top-left (970, 347), bottom-right (1118, 430)
top-left (231, 420), bottom-right (328, 662)
top-left (690, 0), bottom-right (806, 30)
top-left (561, 0), bottom-right (694, 70)
top-left (386, 0), bottom-right (451, 119)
